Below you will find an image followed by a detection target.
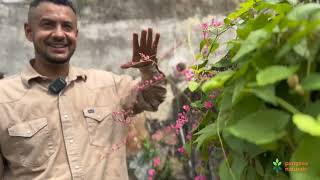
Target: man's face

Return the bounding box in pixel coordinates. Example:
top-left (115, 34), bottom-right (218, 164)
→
top-left (25, 2), bottom-right (78, 64)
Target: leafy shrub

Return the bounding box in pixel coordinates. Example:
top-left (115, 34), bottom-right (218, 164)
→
top-left (189, 0), bottom-right (320, 179)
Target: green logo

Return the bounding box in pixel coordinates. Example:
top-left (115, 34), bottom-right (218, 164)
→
top-left (273, 158), bottom-right (282, 173)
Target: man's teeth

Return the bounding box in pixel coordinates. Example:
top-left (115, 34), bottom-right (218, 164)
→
top-left (50, 44), bottom-right (67, 48)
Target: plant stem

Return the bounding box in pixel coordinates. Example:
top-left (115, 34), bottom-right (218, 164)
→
top-left (217, 117), bottom-right (236, 180)
top-left (275, 97), bottom-right (301, 114)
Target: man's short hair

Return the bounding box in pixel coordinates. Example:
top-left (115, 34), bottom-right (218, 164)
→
top-left (29, 0), bottom-right (77, 15)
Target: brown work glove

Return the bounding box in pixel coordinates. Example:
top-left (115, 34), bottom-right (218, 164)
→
top-left (121, 28), bottom-right (160, 69)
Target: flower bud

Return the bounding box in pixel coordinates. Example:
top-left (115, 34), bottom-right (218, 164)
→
top-left (287, 74), bottom-right (299, 88)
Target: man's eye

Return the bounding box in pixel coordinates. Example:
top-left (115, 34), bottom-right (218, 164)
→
top-left (63, 25), bottom-right (73, 31)
top-left (41, 23), bottom-right (54, 28)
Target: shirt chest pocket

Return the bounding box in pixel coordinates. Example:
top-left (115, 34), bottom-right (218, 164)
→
top-left (83, 107), bottom-right (128, 150)
top-left (7, 118), bottom-right (55, 167)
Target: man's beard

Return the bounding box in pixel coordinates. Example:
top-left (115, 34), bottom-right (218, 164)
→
top-left (34, 44), bottom-right (75, 65)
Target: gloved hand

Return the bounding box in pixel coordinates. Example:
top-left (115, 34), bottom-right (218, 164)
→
top-left (121, 28), bottom-right (160, 69)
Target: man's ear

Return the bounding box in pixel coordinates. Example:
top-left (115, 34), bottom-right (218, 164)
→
top-left (24, 23), bottom-right (33, 42)
top-left (76, 29), bottom-right (78, 38)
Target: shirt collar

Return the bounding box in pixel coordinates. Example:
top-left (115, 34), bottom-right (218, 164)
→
top-left (21, 59), bottom-right (87, 88)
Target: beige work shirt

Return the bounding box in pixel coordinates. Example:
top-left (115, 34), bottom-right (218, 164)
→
top-left (0, 60), bottom-right (166, 180)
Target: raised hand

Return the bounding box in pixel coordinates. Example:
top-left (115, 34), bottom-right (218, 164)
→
top-left (121, 28), bottom-right (160, 69)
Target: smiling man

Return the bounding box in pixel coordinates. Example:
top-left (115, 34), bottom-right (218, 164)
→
top-left (0, 0), bottom-right (166, 179)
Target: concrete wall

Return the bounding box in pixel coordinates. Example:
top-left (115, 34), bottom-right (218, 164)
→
top-left (0, 0), bottom-right (237, 77)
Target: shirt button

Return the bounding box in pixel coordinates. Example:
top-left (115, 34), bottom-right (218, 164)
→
top-left (64, 115), bottom-right (68, 118)
top-left (75, 165), bottom-right (80, 169)
top-left (27, 130), bottom-right (31, 134)
top-left (69, 139), bottom-right (74, 143)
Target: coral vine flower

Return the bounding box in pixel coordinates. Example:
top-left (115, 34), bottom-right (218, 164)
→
top-left (209, 93), bottom-right (217, 99)
top-left (151, 130), bottom-right (164, 141)
top-left (148, 169), bottom-right (156, 176)
top-left (152, 157), bottom-right (161, 167)
top-left (186, 132), bottom-right (192, 141)
top-left (201, 22), bottom-right (209, 39)
top-left (181, 69), bottom-right (194, 81)
top-left (201, 22), bottom-right (209, 30)
top-left (194, 175), bottom-right (207, 180)
top-left (204, 101), bottom-right (213, 109)
top-left (211, 17), bottom-right (222, 27)
top-left (174, 112), bottom-right (188, 134)
top-left (183, 105), bottom-right (190, 111)
top-left (177, 146), bottom-right (186, 154)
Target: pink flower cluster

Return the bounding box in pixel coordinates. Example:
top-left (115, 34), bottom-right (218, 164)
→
top-left (194, 175), bottom-right (207, 180)
top-left (151, 130), bottom-right (164, 141)
top-left (163, 126), bottom-right (178, 145)
top-left (136, 73), bottom-right (166, 91)
top-left (183, 104), bottom-right (190, 111)
top-left (204, 101), bottom-right (213, 109)
top-left (152, 156), bottom-right (161, 167)
top-left (99, 138), bottom-right (127, 160)
top-left (177, 146), bottom-right (186, 154)
top-left (209, 92), bottom-right (217, 99)
top-left (211, 17), bottom-right (222, 27)
top-left (112, 110), bottom-right (134, 124)
top-left (148, 169), bottom-right (156, 180)
top-left (111, 72), bottom-right (168, 125)
top-left (201, 23), bottom-right (209, 39)
top-left (147, 156), bottom-right (160, 179)
top-left (201, 17), bottom-right (223, 39)
top-left (181, 69), bottom-right (194, 81)
top-left (173, 112), bottom-right (188, 134)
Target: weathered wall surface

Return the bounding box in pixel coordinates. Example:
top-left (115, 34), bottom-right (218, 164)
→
top-left (0, 0), bottom-right (236, 77)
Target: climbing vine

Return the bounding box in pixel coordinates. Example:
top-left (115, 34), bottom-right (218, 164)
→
top-left (186, 0), bottom-right (320, 179)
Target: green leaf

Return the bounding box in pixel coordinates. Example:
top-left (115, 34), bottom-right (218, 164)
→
top-left (286, 0), bottom-right (298, 6)
top-left (277, 20), bottom-right (320, 59)
top-left (191, 100), bottom-right (203, 108)
top-left (248, 85), bottom-right (277, 105)
top-left (262, 0), bottom-right (281, 4)
top-left (245, 166), bottom-right (258, 180)
top-left (255, 158), bottom-right (264, 176)
top-left (293, 38), bottom-right (311, 61)
top-left (223, 131), bottom-right (265, 157)
top-left (232, 78), bottom-right (246, 105)
top-left (194, 123), bottom-right (218, 150)
top-left (188, 81), bottom-right (200, 92)
top-left (190, 60), bottom-right (208, 69)
top-left (301, 73), bottom-right (320, 91)
top-left (290, 136), bottom-right (320, 180)
top-left (201, 70), bottom-right (234, 93)
top-left (227, 109), bottom-right (290, 144)
top-left (292, 114), bottom-right (320, 136)
top-left (227, 0), bottom-right (260, 21)
top-left (230, 95), bottom-right (265, 125)
top-left (212, 58), bottom-right (233, 68)
top-left (304, 101), bottom-right (320, 117)
top-left (287, 3), bottom-right (320, 21)
top-left (232, 29), bottom-right (270, 62)
top-left (184, 142), bottom-right (192, 155)
top-left (256, 65), bottom-right (299, 86)
top-left (195, 53), bottom-right (203, 61)
top-left (232, 154), bottom-right (248, 179)
top-left (200, 39), bottom-right (208, 52)
top-left (219, 160), bottom-right (234, 180)
top-left (208, 41), bottom-right (219, 54)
